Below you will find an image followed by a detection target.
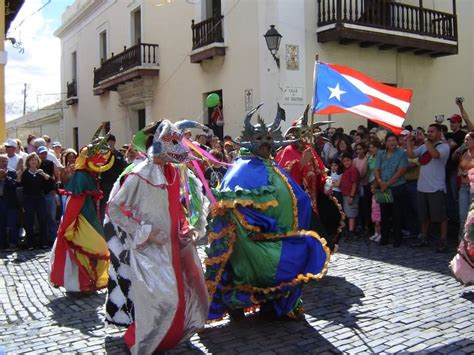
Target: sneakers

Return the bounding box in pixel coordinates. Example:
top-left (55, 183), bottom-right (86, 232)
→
top-left (370, 233), bottom-right (381, 243)
top-left (436, 242), bottom-right (448, 253)
top-left (411, 238), bottom-right (429, 247)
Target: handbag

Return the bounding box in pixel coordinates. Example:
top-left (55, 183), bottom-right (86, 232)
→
top-left (374, 189), bottom-right (394, 204)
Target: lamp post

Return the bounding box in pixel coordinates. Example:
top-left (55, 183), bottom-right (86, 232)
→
top-left (264, 25), bottom-right (282, 69)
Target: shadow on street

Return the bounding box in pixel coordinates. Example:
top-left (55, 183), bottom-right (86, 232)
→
top-left (47, 292), bottom-right (107, 336)
top-left (336, 238), bottom-right (455, 276)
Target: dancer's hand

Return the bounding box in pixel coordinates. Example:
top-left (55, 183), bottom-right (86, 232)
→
top-left (135, 228), bottom-right (166, 251)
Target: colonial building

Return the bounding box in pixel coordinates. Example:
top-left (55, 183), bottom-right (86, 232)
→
top-left (6, 102), bottom-right (64, 145)
top-left (55, 0), bottom-right (471, 147)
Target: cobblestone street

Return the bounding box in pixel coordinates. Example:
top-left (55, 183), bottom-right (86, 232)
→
top-left (1, 239), bottom-right (473, 354)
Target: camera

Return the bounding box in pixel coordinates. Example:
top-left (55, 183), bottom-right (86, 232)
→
top-left (434, 114), bottom-right (444, 123)
top-left (456, 97), bottom-right (465, 104)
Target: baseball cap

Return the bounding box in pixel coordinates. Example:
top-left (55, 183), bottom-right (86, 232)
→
top-left (448, 114), bottom-right (462, 123)
top-left (37, 146), bottom-right (48, 154)
top-left (52, 141), bottom-right (62, 148)
top-left (3, 138), bottom-right (17, 147)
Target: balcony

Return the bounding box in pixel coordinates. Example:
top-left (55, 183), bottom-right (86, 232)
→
top-left (317, 0), bottom-right (458, 57)
top-left (66, 80), bottom-right (78, 105)
top-left (190, 15), bottom-right (226, 63)
top-left (93, 43), bottom-right (160, 95)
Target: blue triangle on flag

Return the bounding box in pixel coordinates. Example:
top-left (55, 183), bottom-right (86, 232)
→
top-left (313, 63), bottom-right (372, 112)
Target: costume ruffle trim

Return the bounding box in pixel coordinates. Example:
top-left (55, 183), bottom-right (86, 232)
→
top-left (272, 166), bottom-right (299, 231)
top-left (205, 225), bottom-right (237, 302)
top-left (210, 199), bottom-right (279, 217)
top-left (206, 224), bottom-right (331, 304)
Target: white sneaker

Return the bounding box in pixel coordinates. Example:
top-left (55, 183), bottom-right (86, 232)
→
top-left (375, 234), bottom-right (382, 243)
top-left (370, 234), bottom-right (378, 241)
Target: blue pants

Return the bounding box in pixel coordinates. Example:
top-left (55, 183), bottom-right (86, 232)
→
top-left (458, 183), bottom-right (470, 240)
top-left (0, 197), bottom-right (18, 247)
top-left (24, 195), bottom-right (48, 246)
top-left (44, 192), bottom-right (57, 243)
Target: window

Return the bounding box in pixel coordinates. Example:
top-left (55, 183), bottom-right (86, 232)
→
top-left (73, 127), bottom-right (79, 153)
top-left (205, 89), bottom-right (223, 140)
top-left (203, 0), bottom-right (221, 19)
top-left (71, 51), bottom-right (77, 82)
top-left (138, 109), bottom-right (146, 130)
top-left (131, 7), bottom-right (141, 45)
top-left (99, 30), bottom-right (107, 63)
top-left (103, 121), bottom-right (111, 133)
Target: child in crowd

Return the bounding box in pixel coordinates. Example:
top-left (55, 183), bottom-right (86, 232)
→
top-left (204, 149), bottom-right (228, 189)
top-left (370, 184), bottom-right (382, 243)
top-left (330, 158), bottom-right (343, 206)
top-left (340, 152), bottom-right (360, 239)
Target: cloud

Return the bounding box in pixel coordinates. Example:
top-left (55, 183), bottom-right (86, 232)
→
top-left (5, 0), bottom-right (64, 121)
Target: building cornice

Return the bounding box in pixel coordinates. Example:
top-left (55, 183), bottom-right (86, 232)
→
top-left (54, 0), bottom-right (108, 38)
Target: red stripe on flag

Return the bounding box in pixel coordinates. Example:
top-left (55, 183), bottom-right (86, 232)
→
top-left (328, 63), bottom-right (413, 102)
top-left (365, 95), bottom-right (407, 118)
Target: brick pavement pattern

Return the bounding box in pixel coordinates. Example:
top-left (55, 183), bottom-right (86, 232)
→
top-left (1, 240), bottom-right (473, 354)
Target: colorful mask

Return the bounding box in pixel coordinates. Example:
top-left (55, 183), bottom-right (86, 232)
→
top-left (284, 105), bottom-right (333, 143)
top-left (152, 119), bottom-right (209, 163)
top-left (239, 103), bottom-right (295, 155)
top-left (75, 124), bottom-right (114, 173)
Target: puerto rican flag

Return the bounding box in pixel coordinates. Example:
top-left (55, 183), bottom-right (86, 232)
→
top-left (312, 62), bottom-right (413, 133)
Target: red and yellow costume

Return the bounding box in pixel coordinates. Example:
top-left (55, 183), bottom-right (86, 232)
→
top-left (49, 132), bottom-right (115, 292)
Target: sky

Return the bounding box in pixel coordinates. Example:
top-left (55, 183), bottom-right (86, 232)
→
top-left (5, 0), bottom-right (74, 121)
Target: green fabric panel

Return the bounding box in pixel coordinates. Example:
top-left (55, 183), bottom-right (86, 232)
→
top-left (65, 171), bottom-right (104, 236)
top-left (260, 162), bottom-right (294, 232)
top-left (229, 217), bottom-right (282, 288)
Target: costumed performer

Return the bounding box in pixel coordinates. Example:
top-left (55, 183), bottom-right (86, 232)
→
top-left (49, 125), bottom-right (114, 292)
top-left (206, 103), bottom-right (331, 322)
top-left (450, 167), bottom-right (474, 285)
top-left (275, 104), bottom-right (344, 250)
top-left (105, 120), bottom-right (210, 327)
top-left (106, 119), bottom-right (209, 354)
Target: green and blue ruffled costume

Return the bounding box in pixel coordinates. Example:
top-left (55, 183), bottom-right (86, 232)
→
top-left (205, 155), bottom-right (331, 320)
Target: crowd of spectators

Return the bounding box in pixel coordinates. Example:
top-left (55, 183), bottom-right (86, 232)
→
top-left (316, 98), bottom-right (472, 252)
top-left (0, 98), bottom-right (470, 253)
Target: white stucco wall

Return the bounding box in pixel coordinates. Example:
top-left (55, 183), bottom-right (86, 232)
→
top-left (55, 0), bottom-right (474, 148)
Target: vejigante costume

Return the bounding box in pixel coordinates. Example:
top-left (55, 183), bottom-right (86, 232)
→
top-left (49, 125), bottom-right (114, 292)
top-left (206, 104), bottom-right (330, 321)
top-left (105, 120), bottom-right (210, 354)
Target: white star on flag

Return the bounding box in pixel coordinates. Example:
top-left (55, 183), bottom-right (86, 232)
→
top-left (328, 83), bottom-right (346, 101)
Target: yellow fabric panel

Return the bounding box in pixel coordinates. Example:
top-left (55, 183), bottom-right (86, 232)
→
top-left (64, 214), bottom-right (110, 289)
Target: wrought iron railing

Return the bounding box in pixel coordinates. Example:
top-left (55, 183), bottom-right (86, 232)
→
top-left (317, 0), bottom-right (457, 41)
top-left (191, 15), bottom-right (224, 50)
top-left (93, 43), bottom-right (159, 87)
top-left (66, 80), bottom-right (77, 98)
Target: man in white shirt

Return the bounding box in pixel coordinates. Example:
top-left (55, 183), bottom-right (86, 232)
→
top-left (4, 139), bottom-right (20, 172)
top-left (406, 123), bottom-right (450, 252)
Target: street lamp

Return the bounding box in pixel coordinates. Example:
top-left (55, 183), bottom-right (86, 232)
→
top-left (264, 25), bottom-right (282, 69)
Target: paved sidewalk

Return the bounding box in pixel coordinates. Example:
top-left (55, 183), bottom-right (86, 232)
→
top-left (1, 239), bottom-right (473, 354)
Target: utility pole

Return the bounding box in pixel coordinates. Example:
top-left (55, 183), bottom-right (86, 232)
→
top-left (22, 83), bottom-right (27, 115)
top-left (0, 0), bottom-right (6, 141)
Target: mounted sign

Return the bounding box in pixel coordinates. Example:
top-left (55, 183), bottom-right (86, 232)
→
top-left (283, 86), bottom-right (304, 105)
top-left (244, 89), bottom-right (253, 111)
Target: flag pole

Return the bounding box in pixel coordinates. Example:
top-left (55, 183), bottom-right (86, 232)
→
top-left (310, 54), bottom-right (319, 146)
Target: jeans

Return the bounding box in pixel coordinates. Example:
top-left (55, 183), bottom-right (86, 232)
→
top-left (380, 184), bottom-right (407, 245)
top-left (458, 183), bottom-right (470, 239)
top-left (403, 180), bottom-right (419, 235)
top-left (44, 192), bottom-right (57, 243)
top-left (0, 197), bottom-right (18, 247)
top-left (446, 170), bottom-right (459, 224)
top-left (24, 194), bottom-right (48, 246)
